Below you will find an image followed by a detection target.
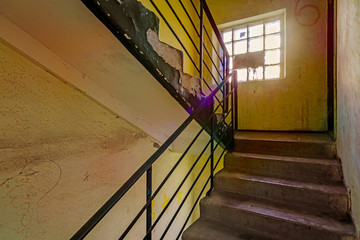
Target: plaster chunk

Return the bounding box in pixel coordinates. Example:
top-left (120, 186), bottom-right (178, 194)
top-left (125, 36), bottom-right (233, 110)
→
top-left (146, 29), bottom-right (183, 71)
top-left (180, 72), bottom-right (202, 99)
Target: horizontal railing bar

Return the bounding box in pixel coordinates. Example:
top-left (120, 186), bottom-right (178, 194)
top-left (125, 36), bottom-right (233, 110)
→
top-left (159, 124), bottom-right (230, 239)
top-left (177, 0), bottom-right (200, 37)
top-left (149, 0), bottom-right (200, 73)
top-left (203, 1), bottom-right (229, 59)
top-left (164, 0), bottom-right (200, 54)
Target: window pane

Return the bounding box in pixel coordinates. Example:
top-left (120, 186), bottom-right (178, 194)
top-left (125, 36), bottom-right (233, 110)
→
top-left (225, 42), bottom-right (233, 55)
top-left (248, 37), bottom-right (264, 52)
top-left (234, 28), bottom-right (247, 41)
top-left (265, 33), bottom-right (281, 49)
top-left (236, 68), bottom-right (247, 82)
top-left (234, 40), bottom-right (247, 55)
top-left (265, 65), bottom-right (280, 79)
top-left (265, 20), bottom-right (281, 34)
top-left (248, 66), bottom-right (263, 80)
top-left (223, 30), bottom-right (232, 42)
top-left (249, 24), bottom-right (263, 37)
top-left (229, 57), bottom-right (233, 70)
top-left (265, 49), bottom-right (281, 65)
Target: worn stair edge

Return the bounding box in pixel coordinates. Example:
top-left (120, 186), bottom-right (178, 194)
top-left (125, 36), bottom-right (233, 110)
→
top-left (233, 133), bottom-right (336, 158)
top-left (201, 193), bottom-right (356, 240)
top-left (215, 171), bottom-right (349, 219)
top-left (224, 152), bottom-right (343, 184)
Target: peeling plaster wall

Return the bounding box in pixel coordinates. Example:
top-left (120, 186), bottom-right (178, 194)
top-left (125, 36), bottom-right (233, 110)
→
top-left (139, 0), bottom-right (200, 77)
top-left (207, 0), bottom-right (328, 131)
top-left (337, 0), bottom-right (360, 234)
top-left (0, 42), bottom-right (214, 239)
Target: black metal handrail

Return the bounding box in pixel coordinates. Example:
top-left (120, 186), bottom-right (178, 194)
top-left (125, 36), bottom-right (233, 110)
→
top-left (72, 0), bottom-right (236, 239)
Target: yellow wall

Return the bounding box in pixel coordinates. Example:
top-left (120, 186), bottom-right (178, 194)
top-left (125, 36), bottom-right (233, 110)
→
top-left (336, 0), bottom-right (360, 235)
top-left (0, 41), bottom-right (221, 239)
top-left (207, 0), bottom-right (328, 131)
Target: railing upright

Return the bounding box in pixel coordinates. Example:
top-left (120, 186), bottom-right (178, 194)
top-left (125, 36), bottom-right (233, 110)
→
top-left (199, 0), bottom-right (204, 88)
top-left (145, 167), bottom-right (152, 240)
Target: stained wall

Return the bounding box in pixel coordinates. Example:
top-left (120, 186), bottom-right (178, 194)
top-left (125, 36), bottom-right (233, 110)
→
top-left (0, 41), bottom-right (214, 239)
top-left (336, 0), bottom-right (360, 234)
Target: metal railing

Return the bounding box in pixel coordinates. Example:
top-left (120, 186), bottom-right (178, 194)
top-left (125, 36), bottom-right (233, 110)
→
top-left (72, 0), bottom-right (236, 239)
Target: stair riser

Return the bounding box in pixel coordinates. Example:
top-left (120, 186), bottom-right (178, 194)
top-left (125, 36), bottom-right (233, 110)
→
top-left (224, 155), bottom-right (343, 184)
top-left (234, 139), bottom-right (336, 158)
top-left (201, 202), bottom-right (355, 240)
top-left (215, 176), bottom-right (348, 219)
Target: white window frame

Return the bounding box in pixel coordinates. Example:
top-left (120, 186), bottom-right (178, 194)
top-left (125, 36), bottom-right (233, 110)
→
top-left (218, 9), bottom-right (286, 82)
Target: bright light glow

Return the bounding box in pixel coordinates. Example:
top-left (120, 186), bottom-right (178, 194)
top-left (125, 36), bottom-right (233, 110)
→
top-left (234, 28), bottom-right (247, 41)
top-left (234, 40), bottom-right (247, 55)
top-left (248, 66), bottom-right (264, 80)
top-left (265, 49), bottom-right (281, 65)
top-left (225, 42), bottom-right (232, 55)
top-left (265, 20), bottom-right (281, 34)
top-left (236, 68), bottom-right (247, 82)
top-left (265, 65), bottom-right (280, 79)
top-left (249, 37), bottom-right (264, 52)
top-left (223, 31), bottom-right (232, 42)
top-left (265, 34), bottom-right (281, 49)
top-left (249, 24), bottom-right (263, 37)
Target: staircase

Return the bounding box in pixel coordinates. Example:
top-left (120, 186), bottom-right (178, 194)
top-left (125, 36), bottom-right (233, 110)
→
top-left (183, 132), bottom-right (357, 240)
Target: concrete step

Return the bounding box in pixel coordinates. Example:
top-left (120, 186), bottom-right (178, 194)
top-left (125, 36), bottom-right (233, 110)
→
top-left (234, 132), bottom-right (336, 159)
top-left (182, 219), bottom-right (254, 240)
top-left (224, 152), bottom-right (343, 184)
top-left (214, 171), bottom-right (348, 220)
top-left (200, 193), bottom-right (356, 240)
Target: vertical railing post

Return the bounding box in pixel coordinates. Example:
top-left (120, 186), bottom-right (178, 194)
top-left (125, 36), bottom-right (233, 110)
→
top-left (146, 167), bottom-right (152, 240)
top-left (234, 70), bottom-right (238, 130)
top-left (207, 96), bottom-right (215, 196)
top-left (199, 0), bottom-right (204, 89)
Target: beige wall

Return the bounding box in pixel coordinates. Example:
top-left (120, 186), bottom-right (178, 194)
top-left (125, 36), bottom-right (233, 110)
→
top-left (207, 0), bottom-right (328, 131)
top-left (0, 41), bottom-right (218, 239)
top-left (336, 0), bottom-right (360, 235)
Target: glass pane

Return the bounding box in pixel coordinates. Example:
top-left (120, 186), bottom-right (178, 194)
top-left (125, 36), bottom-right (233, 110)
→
top-left (265, 49), bottom-right (281, 65)
top-left (223, 31), bottom-right (232, 42)
top-left (249, 24), bottom-right (263, 37)
top-left (234, 28), bottom-right (247, 41)
top-left (248, 37), bottom-right (264, 52)
top-left (234, 40), bottom-right (247, 55)
top-left (265, 65), bottom-right (280, 79)
top-left (236, 68), bottom-right (247, 82)
top-left (225, 42), bottom-right (233, 55)
top-left (248, 66), bottom-right (263, 80)
top-left (265, 20), bottom-right (281, 34)
top-left (265, 33), bottom-right (281, 49)
top-left (229, 57), bottom-right (233, 70)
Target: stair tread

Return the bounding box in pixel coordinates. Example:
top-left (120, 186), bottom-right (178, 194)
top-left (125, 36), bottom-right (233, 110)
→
top-left (217, 171), bottom-right (347, 194)
top-left (227, 152), bottom-right (340, 166)
top-left (183, 219), bottom-right (249, 240)
top-left (234, 131), bottom-right (333, 143)
top-left (204, 193), bottom-right (356, 236)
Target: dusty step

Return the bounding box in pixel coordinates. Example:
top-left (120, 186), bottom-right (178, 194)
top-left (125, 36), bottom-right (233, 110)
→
top-left (182, 219), bottom-right (251, 240)
top-left (214, 171), bottom-right (348, 219)
top-left (200, 193), bottom-right (356, 240)
top-left (224, 152), bottom-right (343, 184)
top-left (234, 132), bottom-right (336, 159)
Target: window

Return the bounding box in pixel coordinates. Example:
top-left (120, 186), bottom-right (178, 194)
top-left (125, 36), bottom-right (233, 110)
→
top-left (220, 10), bottom-right (285, 82)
